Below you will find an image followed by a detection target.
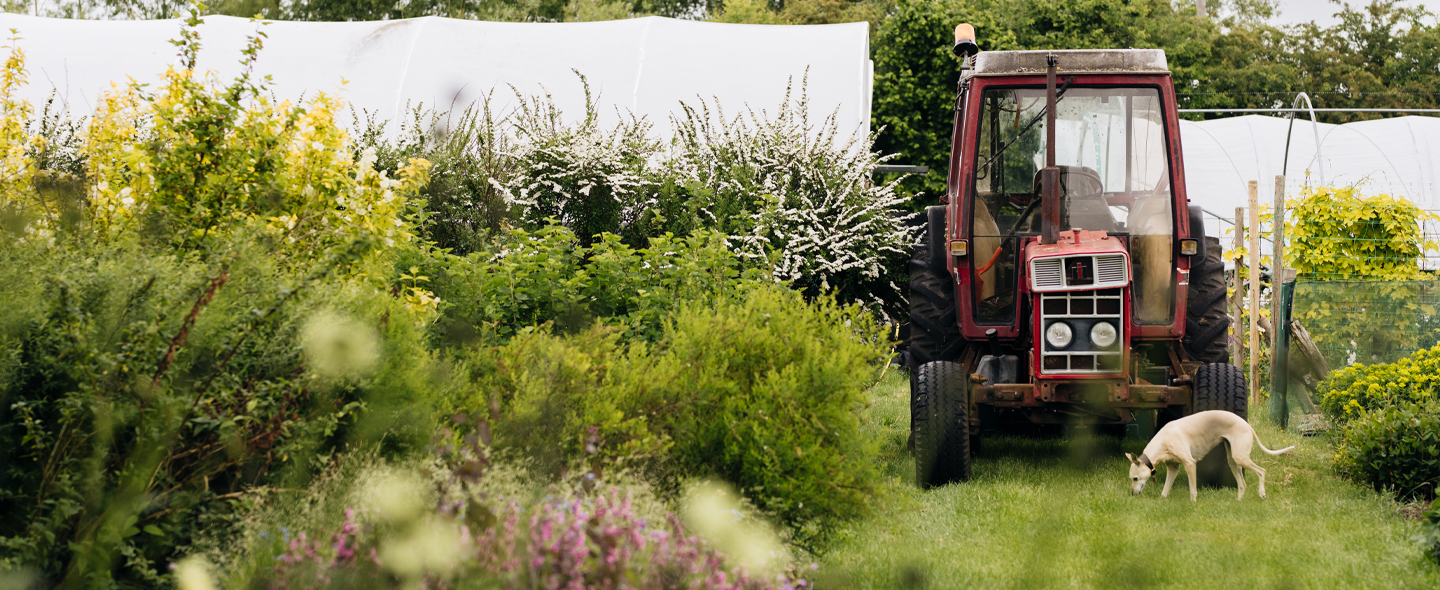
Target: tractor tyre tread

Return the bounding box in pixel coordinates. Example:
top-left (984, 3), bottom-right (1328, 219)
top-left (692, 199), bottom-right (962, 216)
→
top-left (913, 361), bottom-right (972, 487)
top-left (1191, 362), bottom-right (1249, 488)
top-left (908, 208), bottom-right (965, 373)
top-left (1184, 237), bottom-right (1232, 365)
top-left (1192, 362), bottom-right (1249, 419)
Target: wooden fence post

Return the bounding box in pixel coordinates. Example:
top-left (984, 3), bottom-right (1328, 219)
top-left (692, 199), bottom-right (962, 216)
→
top-left (1232, 207), bottom-right (1245, 371)
top-left (1248, 181), bottom-right (1261, 405)
top-left (1270, 175), bottom-right (1288, 425)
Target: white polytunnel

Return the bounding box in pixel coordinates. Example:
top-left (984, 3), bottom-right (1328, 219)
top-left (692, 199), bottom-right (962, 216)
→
top-left (1180, 114), bottom-right (1440, 243)
top-left (4, 10), bottom-right (1439, 244)
top-left (0, 13), bottom-right (873, 137)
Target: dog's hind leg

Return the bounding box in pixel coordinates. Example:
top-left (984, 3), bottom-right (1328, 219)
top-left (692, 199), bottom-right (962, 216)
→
top-left (1227, 453), bottom-right (1247, 500)
top-left (1235, 454), bottom-right (1268, 499)
top-left (1160, 464), bottom-right (1178, 499)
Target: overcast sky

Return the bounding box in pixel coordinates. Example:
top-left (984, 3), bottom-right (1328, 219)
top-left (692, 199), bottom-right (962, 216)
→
top-left (1269, 0), bottom-right (1434, 27)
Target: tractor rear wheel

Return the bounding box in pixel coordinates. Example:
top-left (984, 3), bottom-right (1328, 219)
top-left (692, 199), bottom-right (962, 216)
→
top-left (1185, 236), bottom-right (1231, 365)
top-left (908, 206), bottom-right (967, 452)
top-left (1192, 362), bottom-right (1248, 487)
top-left (913, 361), bottom-right (971, 488)
top-left (909, 206), bottom-right (966, 371)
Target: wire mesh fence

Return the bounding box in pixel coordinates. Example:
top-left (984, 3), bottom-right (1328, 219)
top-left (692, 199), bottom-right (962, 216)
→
top-left (1219, 206), bottom-right (1440, 373)
top-left (1292, 279), bottom-right (1440, 368)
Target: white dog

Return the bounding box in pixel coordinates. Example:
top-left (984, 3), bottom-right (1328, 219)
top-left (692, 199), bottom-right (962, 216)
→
top-left (1126, 410), bottom-right (1294, 501)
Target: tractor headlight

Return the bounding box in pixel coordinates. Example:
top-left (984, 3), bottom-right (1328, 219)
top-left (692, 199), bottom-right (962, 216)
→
top-left (1090, 321), bottom-right (1118, 348)
top-left (1045, 321), bottom-right (1073, 349)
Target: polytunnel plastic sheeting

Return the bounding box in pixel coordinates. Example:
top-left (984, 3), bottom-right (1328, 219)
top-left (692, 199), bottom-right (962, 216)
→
top-left (0, 14), bottom-right (872, 138)
top-left (1180, 115), bottom-right (1440, 244)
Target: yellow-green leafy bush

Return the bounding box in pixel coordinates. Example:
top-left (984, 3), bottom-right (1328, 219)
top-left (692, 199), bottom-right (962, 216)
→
top-left (1287, 185), bottom-right (1440, 366)
top-left (0, 11), bottom-right (446, 586)
top-left (1315, 344), bottom-right (1440, 424)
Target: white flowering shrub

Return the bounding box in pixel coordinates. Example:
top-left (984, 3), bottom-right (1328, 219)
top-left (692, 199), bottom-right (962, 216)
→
top-left (356, 98), bottom-right (514, 255)
top-left (368, 76), bottom-right (916, 319)
top-left (493, 72), bottom-right (659, 247)
top-left (664, 84), bottom-right (916, 320)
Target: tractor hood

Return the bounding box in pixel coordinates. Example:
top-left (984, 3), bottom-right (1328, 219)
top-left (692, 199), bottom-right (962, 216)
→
top-left (1024, 230), bottom-right (1129, 293)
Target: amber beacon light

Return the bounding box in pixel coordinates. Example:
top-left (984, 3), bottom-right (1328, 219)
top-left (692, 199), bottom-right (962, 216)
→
top-left (953, 23), bottom-right (979, 57)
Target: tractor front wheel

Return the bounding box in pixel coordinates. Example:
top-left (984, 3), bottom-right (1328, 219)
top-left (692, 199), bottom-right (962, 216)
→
top-left (913, 361), bottom-right (971, 488)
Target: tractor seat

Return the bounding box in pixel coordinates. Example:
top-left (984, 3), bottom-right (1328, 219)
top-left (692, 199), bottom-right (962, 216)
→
top-left (1030, 166), bottom-right (1117, 232)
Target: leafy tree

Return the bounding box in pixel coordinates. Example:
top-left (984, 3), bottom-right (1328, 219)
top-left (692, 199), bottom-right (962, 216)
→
top-left (1282, 0), bottom-right (1440, 121)
top-left (870, 0), bottom-right (1016, 203)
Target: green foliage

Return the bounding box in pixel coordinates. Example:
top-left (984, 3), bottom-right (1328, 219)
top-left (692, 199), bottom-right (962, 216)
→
top-left (1314, 344), bottom-right (1440, 424)
top-left (581, 230), bottom-right (752, 341)
top-left (870, 0), bottom-right (1017, 201)
top-left (470, 283), bottom-right (888, 547)
top-left (0, 234), bottom-right (442, 586)
top-left (1416, 498), bottom-right (1440, 565)
top-left (709, 0), bottom-right (889, 31)
top-left (1333, 399), bottom-right (1440, 501)
top-left (0, 9), bottom-right (446, 585)
top-left (425, 224), bottom-right (751, 342)
top-left (1285, 186), bottom-right (1440, 367)
top-left (655, 285), bottom-right (885, 547)
top-left (1287, 185), bottom-right (1438, 281)
top-left (433, 225), bottom-right (587, 340)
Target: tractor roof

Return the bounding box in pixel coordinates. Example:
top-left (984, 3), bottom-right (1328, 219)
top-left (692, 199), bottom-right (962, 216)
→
top-left (970, 49), bottom-right (1169, 77)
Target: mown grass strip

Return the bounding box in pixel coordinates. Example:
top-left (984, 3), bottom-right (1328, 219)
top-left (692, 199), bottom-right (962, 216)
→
top-left (820, 372), bottom-right (1440, 589)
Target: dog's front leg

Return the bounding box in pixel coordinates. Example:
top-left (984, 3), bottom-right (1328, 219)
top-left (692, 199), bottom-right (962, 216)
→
top-left (1160, 464), bottom-right (1178, 498)
top-left (1184, 461), bottom-right (1198, 501)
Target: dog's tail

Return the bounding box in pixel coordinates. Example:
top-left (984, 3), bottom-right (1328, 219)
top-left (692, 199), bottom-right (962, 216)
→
top-left (1251, 426), bottom-right (1295, 456)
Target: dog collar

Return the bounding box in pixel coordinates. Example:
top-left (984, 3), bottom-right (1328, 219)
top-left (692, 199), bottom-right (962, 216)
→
top-left (1138, 454), bottom-right (1153, 470)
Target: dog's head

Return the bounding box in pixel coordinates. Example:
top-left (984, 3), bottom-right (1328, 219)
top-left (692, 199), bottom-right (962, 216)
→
top-left (1125, 453), bottom-right (1154, 495)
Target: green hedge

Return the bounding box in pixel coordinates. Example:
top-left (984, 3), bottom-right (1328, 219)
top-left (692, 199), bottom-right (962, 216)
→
top-left (1333, 399), bottom-right (1440, 501)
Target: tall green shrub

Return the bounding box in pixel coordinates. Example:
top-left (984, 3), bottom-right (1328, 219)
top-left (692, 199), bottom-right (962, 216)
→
top-left (655, 284), bottom-right (886, 547)
top-left (1333, 399), bottom-right (1440, 501)
top-left (0, 234), bottom-right (443, 586)
top-left (468, 283), bottom-right (888, 547)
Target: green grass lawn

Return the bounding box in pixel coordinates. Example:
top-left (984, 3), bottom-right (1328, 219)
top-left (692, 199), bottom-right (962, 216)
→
top-left (818, 372), bottom-right (1440, 589)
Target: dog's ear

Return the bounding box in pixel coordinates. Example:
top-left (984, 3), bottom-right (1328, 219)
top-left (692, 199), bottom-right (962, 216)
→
top-left (1125, 452), bottom-right (1137, 464)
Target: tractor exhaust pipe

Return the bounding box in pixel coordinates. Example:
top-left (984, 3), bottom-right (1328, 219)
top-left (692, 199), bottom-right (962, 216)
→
top-left (1040, 53), bottom-right (1061, 245)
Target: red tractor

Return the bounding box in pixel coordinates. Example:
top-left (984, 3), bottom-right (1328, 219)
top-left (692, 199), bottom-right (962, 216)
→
top-left (908, 26), bottom-right (1243, 487)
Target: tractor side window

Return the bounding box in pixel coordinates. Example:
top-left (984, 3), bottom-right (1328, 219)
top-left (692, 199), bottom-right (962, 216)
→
top-left (971, 92), bottom-right (1032, 323)
top-left (971, 87), bottom-right (1175, 325)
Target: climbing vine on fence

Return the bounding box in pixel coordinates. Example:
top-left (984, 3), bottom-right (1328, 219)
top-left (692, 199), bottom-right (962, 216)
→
top-left (1285, 185), bottom-right (1440, 366)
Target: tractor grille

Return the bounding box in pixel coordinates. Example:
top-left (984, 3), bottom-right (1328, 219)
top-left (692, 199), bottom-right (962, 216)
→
top-left (1095, 255), bottom-right (1127, 284)
top-left (1030, 254), bottom-right (1129, 292)
top-left (1039, 288), bottom-right (1124, 375)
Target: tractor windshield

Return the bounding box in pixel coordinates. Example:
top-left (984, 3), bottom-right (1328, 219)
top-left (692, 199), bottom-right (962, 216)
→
top-left (970, 86), bottom-right (1174, 325)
